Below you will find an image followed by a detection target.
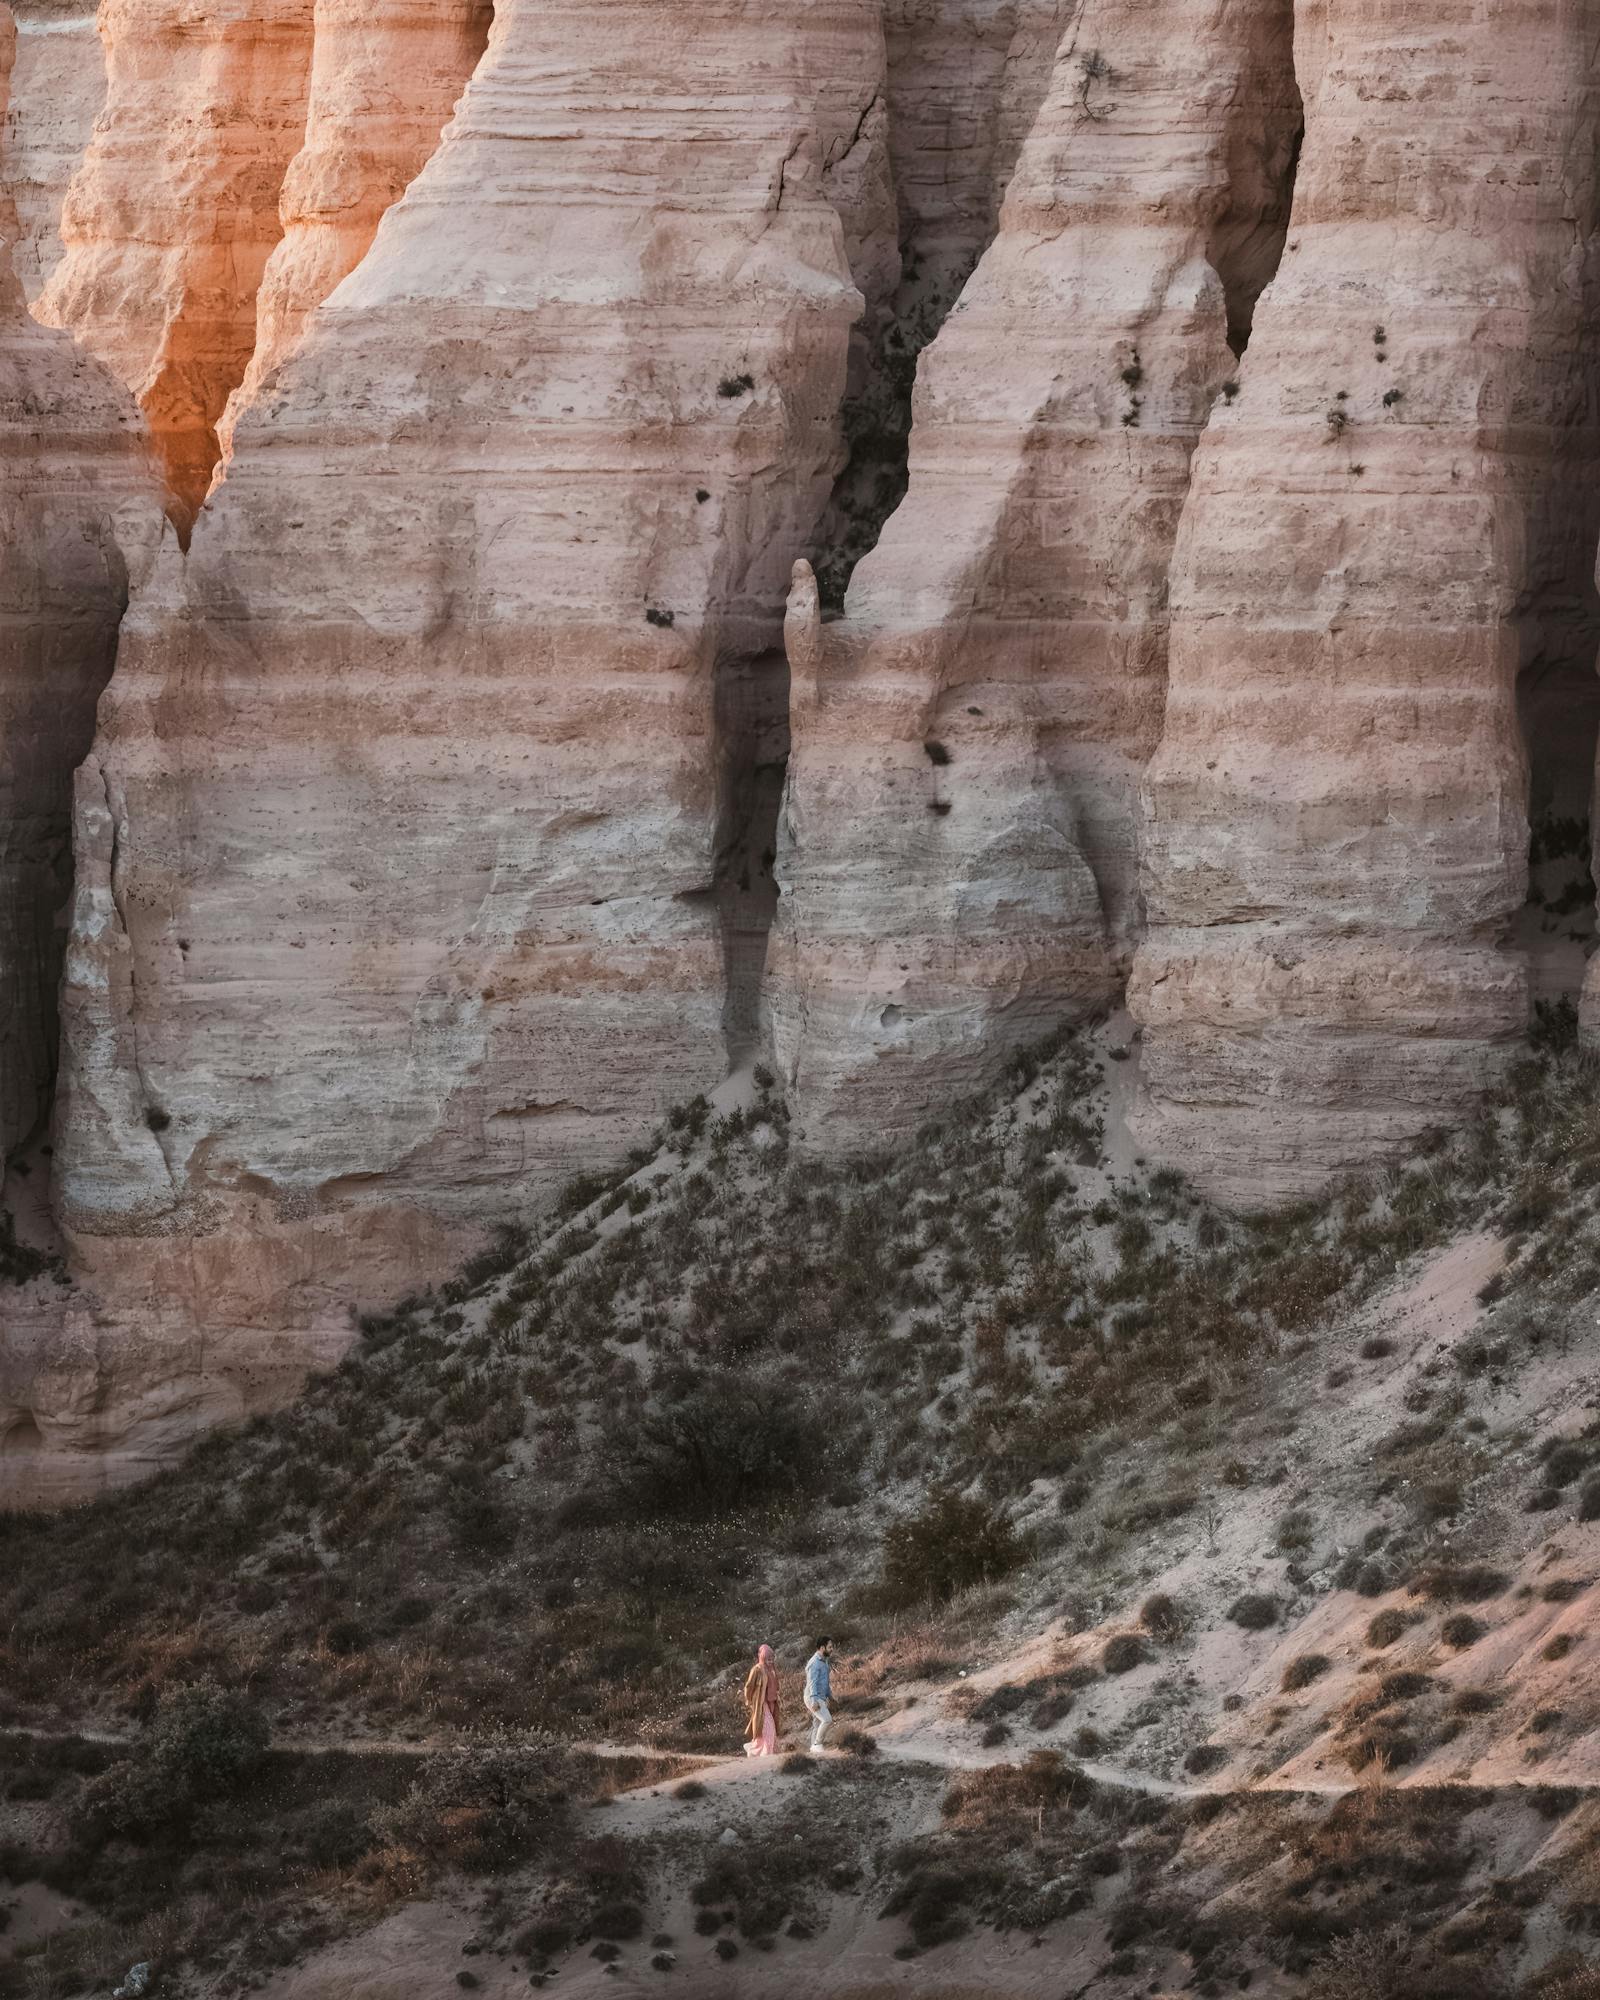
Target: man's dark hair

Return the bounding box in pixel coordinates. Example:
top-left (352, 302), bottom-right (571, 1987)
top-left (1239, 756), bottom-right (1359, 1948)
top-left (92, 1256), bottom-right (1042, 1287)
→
top-left (814, 1635), bottom-right (831, 1651)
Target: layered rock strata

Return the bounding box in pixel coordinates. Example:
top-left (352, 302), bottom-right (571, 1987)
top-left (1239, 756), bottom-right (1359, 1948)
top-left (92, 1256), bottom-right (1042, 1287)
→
top-left (36, 0), bottom-right (318, 525)
top-left (0, 1), bottom-right (155, 1171)
top-left (33, 0), bottom-right (888, 1493)
top-left (215, 0), bottom-right (493, 461)
top-left (1132, 0), bottom-right (1600, 1202)
top-left (0, 0), bottom-right (104, 300)
top-left (770, 0), bottom-right (1302, 1147)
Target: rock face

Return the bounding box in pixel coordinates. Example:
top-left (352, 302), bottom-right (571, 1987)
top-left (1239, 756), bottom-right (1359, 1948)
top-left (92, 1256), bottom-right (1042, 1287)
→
top-left (36, 0), bottom-right (318, 525)
top-left (215, 0), bottom-right (493, 460)
top-left (1131, 0), bottom-right (1600, 1202)
top-left (13, 0), bottom-right (1600, 1500)
top-left (770, 0), bottom-right (1302, 1148)
top-left (1, 0), bottom-right (104, 300)
top-left (0, 1), bottom-right (155, 1171)
top-left (28, 0), bottom-right (888, 1498)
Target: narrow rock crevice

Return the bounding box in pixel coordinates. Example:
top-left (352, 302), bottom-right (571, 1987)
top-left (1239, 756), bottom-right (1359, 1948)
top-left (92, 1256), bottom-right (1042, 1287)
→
top-left (809, 0), bottom-right (1069, 609)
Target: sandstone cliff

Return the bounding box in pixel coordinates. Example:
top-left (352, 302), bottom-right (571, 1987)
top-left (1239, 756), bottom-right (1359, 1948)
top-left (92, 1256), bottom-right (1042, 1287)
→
top-left (0, 1), bottom-right (155, 1170)
top-left (29, 0), bottom-right (888, 1499)
top-left (1131, 0), bottom-right (1600, 1201)
top-left (1, 0), bottom-right (103, 300)
top-left (215, 0), bottom-right (493, 462)
top-left (36, 0), bottom-right (318, 526)
top-left (771, 0), bottom-right (1302, 1148)
top-left (10, 0), bottom-right (1600, 1504)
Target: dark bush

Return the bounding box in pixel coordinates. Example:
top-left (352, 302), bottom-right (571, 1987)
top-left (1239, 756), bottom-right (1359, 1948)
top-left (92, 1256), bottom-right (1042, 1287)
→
top-left (1228, 1593), bottom-right (1278, 1632)
top-left (1441, 1613), bottom-right (1484, 1650)
top-left (369, 1739), bottom-right (571, 1874)
top-left (1411, 1565), bottom-right (1507, 1604)
top-left (1140, 1593), bottom-right (1185, 1642)
top-left (1102, 1633), bottom-right (1148, 1675)
top-left (1281, 1654), bottom-right (1331, 1693)
top-left (74, 1678), bottom-right (269, 1841)
top-left (1543, 1633), bottom-right (1576, 1662)
top-left (619, 1368), bottom-right (836, 1516)
top-left (1365, 1606), bottom-right (1416, 1648)
top-left (881, 1487), bottom-right (1022, 1605)
top-left (1541, 1440), bottom-right (1593, 1488)
top-left (1184, 1744), bottom-right (1228, 1777)
top-left (1579, 1477), bottom-right (1600, 1523)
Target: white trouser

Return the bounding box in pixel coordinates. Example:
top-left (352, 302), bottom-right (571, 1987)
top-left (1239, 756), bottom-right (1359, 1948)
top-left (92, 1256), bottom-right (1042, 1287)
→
top-left (806, 1699), bottom-right (832, 1751)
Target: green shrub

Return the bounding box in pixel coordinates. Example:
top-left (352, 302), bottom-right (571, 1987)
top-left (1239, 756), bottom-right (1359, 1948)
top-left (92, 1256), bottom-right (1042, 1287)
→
top-left (1228, 1593), bottom-right (1278, 1632)
top-left (880, 1487), bottom-right (1022, 1605)
top-left (1441, 1612), bottom-right (1484, 1650)
top-left (74, 1678), bottom-right (269, 1841)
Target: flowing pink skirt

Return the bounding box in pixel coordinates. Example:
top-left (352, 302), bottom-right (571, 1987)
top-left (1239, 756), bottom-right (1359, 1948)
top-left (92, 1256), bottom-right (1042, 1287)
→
top-left (744, 1706), bottom-right (778, 1757)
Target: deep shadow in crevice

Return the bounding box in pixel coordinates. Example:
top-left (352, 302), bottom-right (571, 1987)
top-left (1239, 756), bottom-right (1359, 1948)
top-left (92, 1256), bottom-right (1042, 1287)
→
top-left (1207, 35), bottom-right (1304, 357)
top-left (713, 648), bottom-right (790, 1062)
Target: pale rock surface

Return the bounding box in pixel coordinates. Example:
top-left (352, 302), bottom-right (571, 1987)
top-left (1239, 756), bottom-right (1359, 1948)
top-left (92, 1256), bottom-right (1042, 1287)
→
top-left (1133, 0), bottom-right (1600, 1202)
top-left (215, 0), bottom-right (494, 463)
top-left (771, 0), bottom-right (1301, 1149)
top-left (0, 1), bottom-right (156, 1170)
top-left (0, 0), bottom-right (104, 300)
top-left (30, 0), bottom-right (890, 1501)
top-left (36, 0), bottom-right (318, 525)
top-left (0, 0), bottom-right (160, 1495)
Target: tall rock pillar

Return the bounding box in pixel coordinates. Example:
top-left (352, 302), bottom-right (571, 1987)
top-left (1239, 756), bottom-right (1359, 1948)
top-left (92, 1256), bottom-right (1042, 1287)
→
top-left (770, 0), bottom-right (1302, 1147)
top-left (1133, 0), bottom-right (1600, 1203)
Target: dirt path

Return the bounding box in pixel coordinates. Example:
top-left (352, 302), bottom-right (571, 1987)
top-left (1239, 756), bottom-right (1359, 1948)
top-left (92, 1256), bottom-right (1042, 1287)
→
top-left (8, 1714), bottom-right (1578, 1815)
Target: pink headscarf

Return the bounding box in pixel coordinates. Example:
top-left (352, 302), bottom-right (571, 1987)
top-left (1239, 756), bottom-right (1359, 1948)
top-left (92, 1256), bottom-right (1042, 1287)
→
top-left (757, 1643), bottom-right (774, 1668)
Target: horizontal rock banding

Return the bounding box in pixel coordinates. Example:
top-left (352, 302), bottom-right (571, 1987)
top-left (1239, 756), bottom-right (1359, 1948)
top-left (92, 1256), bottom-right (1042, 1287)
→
top-left (1131, 0), bottom-right (1600, 1201)
top-left (769, 0), bottom-right (1302, 1149)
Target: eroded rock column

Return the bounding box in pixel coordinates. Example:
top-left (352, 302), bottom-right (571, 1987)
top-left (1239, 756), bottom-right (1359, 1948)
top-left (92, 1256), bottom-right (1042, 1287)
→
top-left (770, 0), bottom-right (1301, 1148)
top-left (51, 0), bottom-right (885, 1410)
top-left (37, 0), bottom-right (318, 527)
top-left (0, 1), bottom-right (156, 1170)
top-left (1133, 0), bottom-right (1600, 1202)
top-left (216, 0), bottom-right (494, 460)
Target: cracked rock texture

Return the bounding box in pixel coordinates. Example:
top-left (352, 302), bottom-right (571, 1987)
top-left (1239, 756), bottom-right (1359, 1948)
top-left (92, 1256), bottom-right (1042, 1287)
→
top-left (771, 0), bottom-right (1302, 1149)
top-left (1130, 0), bottom-right (1600, 1202)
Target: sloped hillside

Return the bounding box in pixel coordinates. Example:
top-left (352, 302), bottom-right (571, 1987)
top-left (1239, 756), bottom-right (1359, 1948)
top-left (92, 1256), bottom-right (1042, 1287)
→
top-left (5, 1012), bottom-right (1600, 1996)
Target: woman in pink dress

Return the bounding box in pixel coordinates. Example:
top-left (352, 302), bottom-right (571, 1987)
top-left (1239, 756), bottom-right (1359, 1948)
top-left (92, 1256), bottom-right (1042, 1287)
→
top-left (742, 1643), bottom-right (780, 1756)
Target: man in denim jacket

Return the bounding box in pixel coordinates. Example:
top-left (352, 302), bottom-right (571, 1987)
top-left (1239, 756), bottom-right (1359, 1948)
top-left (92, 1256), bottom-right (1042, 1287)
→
top-left (803, 1637), bottom-right (834, 1754)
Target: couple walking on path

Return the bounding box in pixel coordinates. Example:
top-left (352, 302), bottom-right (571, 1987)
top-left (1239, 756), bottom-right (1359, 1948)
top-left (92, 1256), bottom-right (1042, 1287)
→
top-left (742, 1637), bottom-right (833, 1758)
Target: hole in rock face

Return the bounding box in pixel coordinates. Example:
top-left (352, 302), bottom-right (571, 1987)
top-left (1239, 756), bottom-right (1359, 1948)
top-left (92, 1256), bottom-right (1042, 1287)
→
top-left (1517, 660), bottom-right (1600, 1010)
top-left (2, 1413), bottom-right (42, 1455)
